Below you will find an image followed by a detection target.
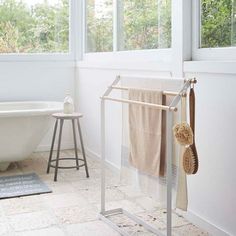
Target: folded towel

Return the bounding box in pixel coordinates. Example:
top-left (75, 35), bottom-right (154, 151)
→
top-left (129, 89), bottom-right (163, 177)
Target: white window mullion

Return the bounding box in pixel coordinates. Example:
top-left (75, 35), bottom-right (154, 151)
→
top-left (113, 0), bottom-right (118, 51)
top-left (75, 0), bottom-right (85, 60)
top-left (192, 0), bottom-right (201, 58)
top-left (116, 0), bottom-right (124, 51)
top-left (172, 0), bottom-right (192, 76)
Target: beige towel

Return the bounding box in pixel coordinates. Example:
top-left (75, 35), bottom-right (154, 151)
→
top-left (129, 89), bottom-right (163, 177)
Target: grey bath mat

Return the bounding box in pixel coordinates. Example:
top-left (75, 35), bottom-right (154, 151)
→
top-left (0, 173), bottom-right (52, 199)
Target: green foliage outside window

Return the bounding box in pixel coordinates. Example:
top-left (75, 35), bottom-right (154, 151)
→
top-left (201, 0), bottom-right (236, 48)
top-left (0, 0), bottom-right (235, 54)
top-left (86, 0), bottom-right (113, 53)
top-left (0, 0), bottom-right (69, 53)
top-left (86, 0), bottom-right (171, 52)
top-left (122, 0), bottom-right (171, 51)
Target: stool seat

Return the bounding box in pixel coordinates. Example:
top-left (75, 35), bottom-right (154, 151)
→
top-left (53, 113), bottom-right (83, 120)
top-left (47, 112), bottom-right (89, 181)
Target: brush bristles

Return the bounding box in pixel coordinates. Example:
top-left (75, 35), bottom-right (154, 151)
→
top-left (183, 147), bottom-right (198, 175)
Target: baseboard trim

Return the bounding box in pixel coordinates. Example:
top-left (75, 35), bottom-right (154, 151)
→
top-left (180, 210), bottom-right (230, 236)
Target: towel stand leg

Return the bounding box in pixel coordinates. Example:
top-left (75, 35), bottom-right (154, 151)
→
top-left (101, 99), bottom-right (106, 214)
top-left (166, 111), bottom-right (173, 236)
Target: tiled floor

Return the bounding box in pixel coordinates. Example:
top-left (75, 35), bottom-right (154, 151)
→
top-left (0, 150), bottom-right (209, 236)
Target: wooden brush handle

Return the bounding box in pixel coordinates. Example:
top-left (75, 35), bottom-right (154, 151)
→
top-left (189, 87), bottom-right (199, 174)
top-left (189, 88), bottom-right (195, 135)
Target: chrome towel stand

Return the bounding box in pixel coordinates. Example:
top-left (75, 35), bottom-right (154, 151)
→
top-left (99, 75), bottom-right (197, 236)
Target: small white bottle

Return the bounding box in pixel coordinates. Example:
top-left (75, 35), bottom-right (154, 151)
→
top-left (63, 94), bottom-right (74, 114)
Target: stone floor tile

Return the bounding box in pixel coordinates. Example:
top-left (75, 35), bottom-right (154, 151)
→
top-left (40, 176), bottom-right (75, 195)
top-left (135, 196), bottom-right (161, 211)
top-left (65, 220), bottom-right (120, 236)
top-left (38, 173), bottom-right (65, 182)
top-left (14, 227), bottom-right (65, 236)
top-left (70, 178), bottom-right (100, 191)
top-left (117, 185), bottom-right (145, 198)
top-left (8, 210), bottom-right (57, 232)
top-left (136, 210), bottom-right (190, 230)
top-left (78, 186), bottom-right (125, 204)
top-left (59, 168), bottom-right (99, 182)
top-left (108, 213), bottom-right (155, 235)
top-left (54, 205), bottom-right (98, 225)
top-left (97, 199), bottom-right (143, 214)
top-left (172, 223), bottom-right (210, 236)
top-left (42, 193), bottom-right (89, 209)
top-left (86, 158), bottom-right (101, 169)
top-left (1, 195), bottom-right (47, 216)
top-left (0, 217), bottom-right (12, 236)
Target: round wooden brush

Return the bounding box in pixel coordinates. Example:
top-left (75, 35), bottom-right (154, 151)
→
top-left (183, 87), bottom-right (199, 175)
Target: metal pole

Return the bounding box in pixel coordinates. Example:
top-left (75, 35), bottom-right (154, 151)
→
top-left (101, 99), bottom-right (106, 214)
top-left (166, 110), bottom-right (173, 236)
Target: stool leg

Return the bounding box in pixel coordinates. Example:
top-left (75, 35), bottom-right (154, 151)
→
top-left (47, 119), bottom-right (58, 174)
top-left (77, 118), bottom-right (89, 178)
top-left (72, 119), bottom-right (79, 170)
top-left (54, 119), bottom-right (64, 182)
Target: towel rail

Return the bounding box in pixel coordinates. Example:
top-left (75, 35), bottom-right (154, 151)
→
top-left (101, 96), bottom-right (178, 112)
top-left (110, 85), bottom-right (187, 97)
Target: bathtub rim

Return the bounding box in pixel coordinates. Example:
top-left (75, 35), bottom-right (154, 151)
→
top-left (0, 101), bottom-right (63, 118)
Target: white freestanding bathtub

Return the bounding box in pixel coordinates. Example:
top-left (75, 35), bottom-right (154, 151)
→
top-left (0, 101), bottom-right (63, 171)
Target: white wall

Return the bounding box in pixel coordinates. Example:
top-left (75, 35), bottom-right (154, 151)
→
top-left (76, 63), bottom-right (235, 236)
top-left (0, 61), bottom-right (75, 150)
top-left (185, 72), bottom-right (236, 236)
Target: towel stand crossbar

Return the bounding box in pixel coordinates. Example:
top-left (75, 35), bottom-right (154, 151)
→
top-left (101, 96), bottom-right (178, 112)
top-left (110, 85), bottom-right (187, 97)
top-left (99, 75), bottom-right (197, 236)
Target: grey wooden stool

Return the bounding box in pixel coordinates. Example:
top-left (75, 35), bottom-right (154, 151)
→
top-left (47, 113), bottom-right (89, 181)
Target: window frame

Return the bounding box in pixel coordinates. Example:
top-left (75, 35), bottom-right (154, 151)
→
top-left (0, 0), bottom-right (76, 62)
top-left (192, 0), bottom-right (236, 61)
top-left (83, 0), bottom-right (172, 61)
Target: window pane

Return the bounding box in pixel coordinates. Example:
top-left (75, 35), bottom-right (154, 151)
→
top-left (201, 0), bottom-right (236, 48)
top-left (121, 0), bottom-right (171, 51)
top-left (0, 0), bottom-right (69, 54)
top-left (86, 0), bottom-right (113, 53)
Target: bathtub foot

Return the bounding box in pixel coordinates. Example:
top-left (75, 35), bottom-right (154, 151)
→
top-left (0, 162), bottom-right (10, 171)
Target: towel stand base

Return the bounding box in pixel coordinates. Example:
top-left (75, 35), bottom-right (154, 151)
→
top-left (99, 208), bottom-right (166, 236)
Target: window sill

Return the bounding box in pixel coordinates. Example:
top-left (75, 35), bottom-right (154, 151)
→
top-left (0, 53), bottom-right (74, 62)
top-left (76, 61), bottom-right (171, 72)
top-left (77, 49), bottom-right (172, 72)
top-left (184, 61), bottom-right (236, 74)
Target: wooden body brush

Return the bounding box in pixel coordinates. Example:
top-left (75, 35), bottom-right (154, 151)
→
top-left (183, 87), bottom-right (199, 175)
